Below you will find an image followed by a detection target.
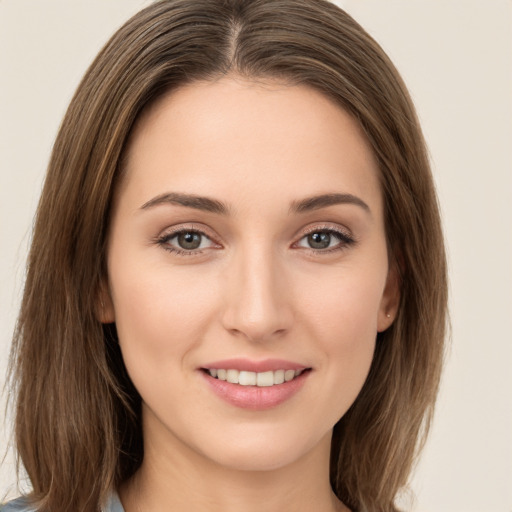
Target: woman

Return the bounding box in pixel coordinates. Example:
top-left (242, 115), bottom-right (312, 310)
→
top-left (2, 0), bottom-right (447, 511)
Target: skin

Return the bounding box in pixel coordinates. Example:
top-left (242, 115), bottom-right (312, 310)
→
top-left (101, 76), bottom-right (399, 512)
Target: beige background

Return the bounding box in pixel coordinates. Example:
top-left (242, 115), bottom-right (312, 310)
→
top-left (1, 1), bottom-right (511, 510)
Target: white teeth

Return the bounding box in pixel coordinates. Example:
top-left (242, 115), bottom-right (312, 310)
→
top-left (207, 368), bottom-right (306, 386)
top-left (274, 369), bottom-right (285, 385)
top-left (284, 369), bottom-right (296, 382)
top-left (256, 371), bottom-right (274, 387)
top-left (226, 369), bottom-right (239, 384)
top-left (239, 371), bottom-right (257, 386)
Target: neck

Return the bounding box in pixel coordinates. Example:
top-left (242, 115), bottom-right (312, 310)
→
top-left (119, 414), bottom-right (347, 512)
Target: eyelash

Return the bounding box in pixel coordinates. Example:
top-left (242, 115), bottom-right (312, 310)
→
top-left (155, 225), bottom-right (356, 257)
top-left (154, 227), bottom-right (218, 257)
top-left (297, 225), bottom-right (356, 254)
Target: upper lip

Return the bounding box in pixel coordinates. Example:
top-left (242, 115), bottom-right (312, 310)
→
top-left (201, 358), bottom-right (310, 373)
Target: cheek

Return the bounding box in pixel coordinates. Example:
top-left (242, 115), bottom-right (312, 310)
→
top-left (299, 263), bottom-right (385, 345)
top-left (296, 264), bottom-right (385, 411)
top-left (108, 258), bottom-right (218, 378)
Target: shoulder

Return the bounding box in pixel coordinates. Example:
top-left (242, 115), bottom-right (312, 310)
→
top-left (104, 491), bottom-right (125, 512)
top-left (0, 491), bottom-right (124, 512)
top-left (0, 497), bottom-right (35, 512)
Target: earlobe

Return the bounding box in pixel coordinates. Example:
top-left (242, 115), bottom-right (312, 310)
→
top-left (377, 261), bottom-right (401, 332)
top-left (96, 281), bottom-right (115, 324)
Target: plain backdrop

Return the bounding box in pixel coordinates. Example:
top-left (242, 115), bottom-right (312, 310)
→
top-left (1, 1), bottom-right (511, 511)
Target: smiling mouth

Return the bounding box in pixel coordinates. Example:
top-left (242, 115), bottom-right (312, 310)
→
top-left (202, 368), bottom-right (311, 387)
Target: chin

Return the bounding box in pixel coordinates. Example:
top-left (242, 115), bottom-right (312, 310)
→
top-left (211, 448), bottom-right (305, 472)
top-left (197, 427), bottom-right (331, 473)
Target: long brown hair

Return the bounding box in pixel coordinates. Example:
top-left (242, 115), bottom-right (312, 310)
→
top-left (7, 1), bottom-right (448, 511)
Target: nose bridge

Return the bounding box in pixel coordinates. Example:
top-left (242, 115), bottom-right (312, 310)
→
top-left (222, 239), bottom-right (291, 342)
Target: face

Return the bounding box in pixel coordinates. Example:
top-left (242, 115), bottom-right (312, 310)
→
top-left (103, 76), bottom-right (398, 473)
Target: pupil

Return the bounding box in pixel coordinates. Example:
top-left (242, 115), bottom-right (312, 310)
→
top-left (178, 232), bottom-right (201, 250)
top-left (308, 232), bottom-right (330, 249)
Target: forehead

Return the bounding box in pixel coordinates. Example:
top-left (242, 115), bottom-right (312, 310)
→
top-left (118, 76), bottom-right (382, 215)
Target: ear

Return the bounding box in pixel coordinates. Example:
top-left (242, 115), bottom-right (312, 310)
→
top-left (377, 260), bottom-right (401, 332)
top-left (95, 279), bottom-right (115, 324)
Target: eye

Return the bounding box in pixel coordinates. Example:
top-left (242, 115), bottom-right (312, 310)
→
top-left (157, 229), bottom-right (217, 255)
top-left (296, 228), bottom-right (355, 252)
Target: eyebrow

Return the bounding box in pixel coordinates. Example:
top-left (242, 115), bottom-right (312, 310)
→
top-left (290, 193), bottom-right (370, 214)
top-left (140, 192), bottom-right (229, 214)
top-left (139, 191), bottom-right (370, 216)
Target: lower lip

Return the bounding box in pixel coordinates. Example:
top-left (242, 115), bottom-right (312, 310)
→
top-left (200, 370), bottom-right (310, 410)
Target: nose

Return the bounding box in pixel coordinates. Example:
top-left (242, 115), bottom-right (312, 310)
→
top-left (221, 245), bottom-right (293, 343)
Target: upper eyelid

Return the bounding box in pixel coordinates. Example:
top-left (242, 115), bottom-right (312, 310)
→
top-left (154, 225), bottom-right (220, 253)
top-left (301, 225), bottom-right (348, 235)
top-left (156, 228), bottom-right (219, 256)
top-left (296, 223), bottom-right (353, 239)
top-left (158, 224), bottom-right (217, 239)
top-left (160, 230), bottom-right (217, 247)
top-left (155, 222), bottom-right (353, 246)
top-left (296, 228), bottom-right (353, 244)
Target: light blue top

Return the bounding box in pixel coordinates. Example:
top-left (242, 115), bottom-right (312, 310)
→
top-left (0, 491), bottom-right (124, 512)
